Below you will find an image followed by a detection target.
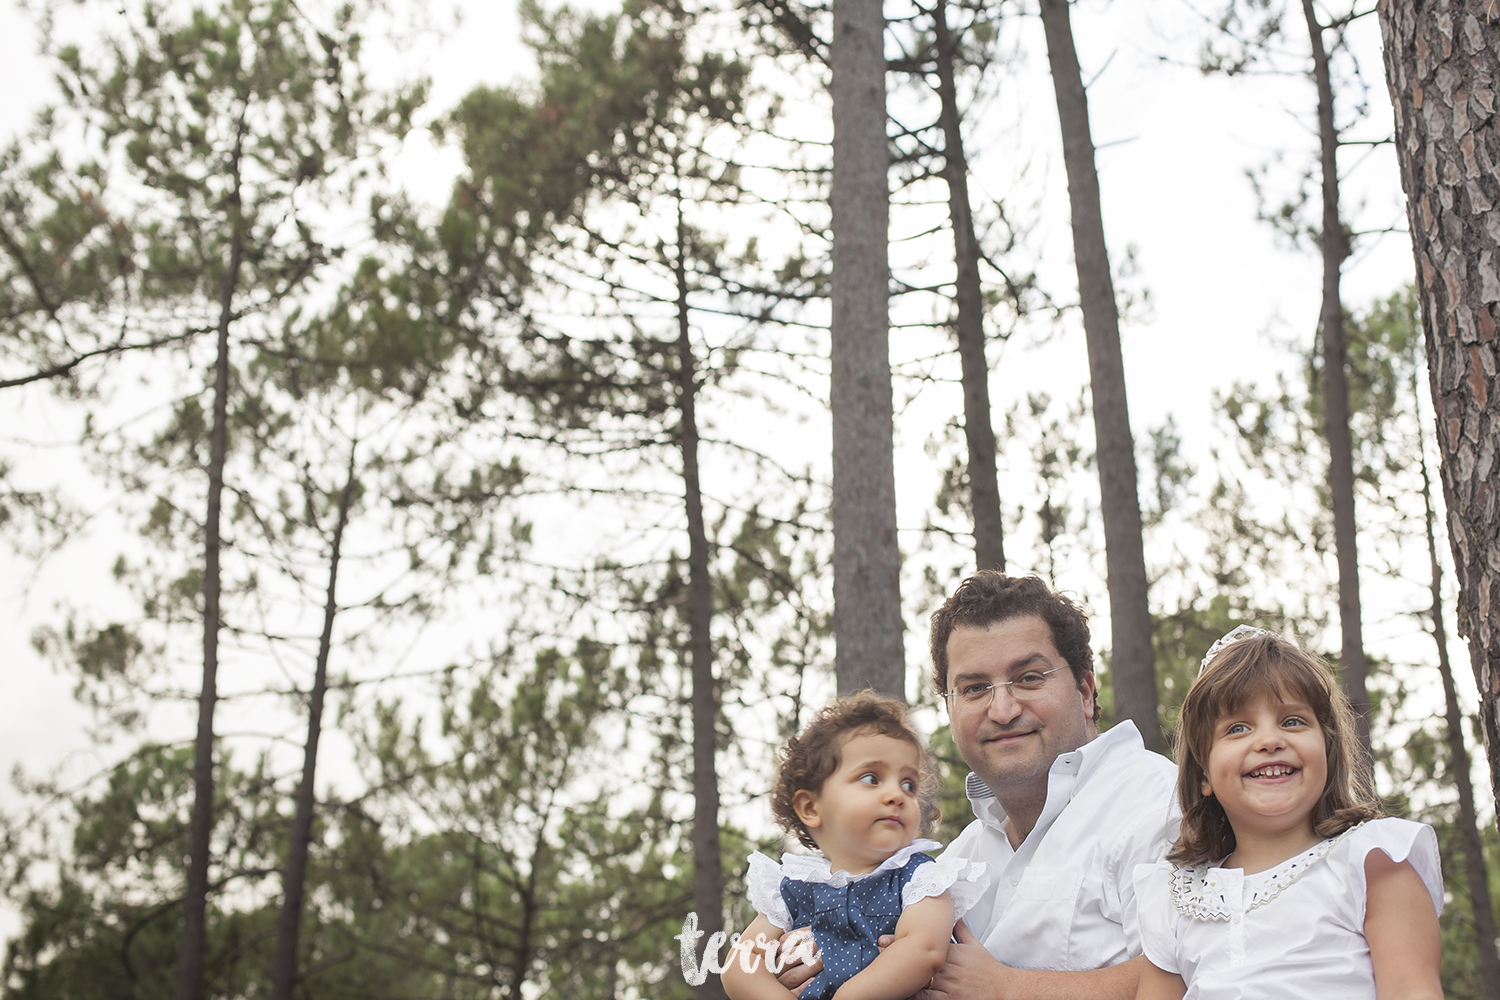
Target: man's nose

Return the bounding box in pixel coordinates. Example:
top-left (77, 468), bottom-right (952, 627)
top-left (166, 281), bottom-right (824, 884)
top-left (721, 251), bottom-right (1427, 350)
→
top-left (985, 683), bottom-right (1023, 723)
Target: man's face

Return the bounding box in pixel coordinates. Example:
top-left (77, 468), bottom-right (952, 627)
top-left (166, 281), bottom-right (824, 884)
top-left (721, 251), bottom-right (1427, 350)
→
top-left (945, 615), bottom-right (1097, 797)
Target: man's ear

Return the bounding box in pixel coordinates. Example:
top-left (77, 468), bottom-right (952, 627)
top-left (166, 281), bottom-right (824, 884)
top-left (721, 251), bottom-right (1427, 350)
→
top-left (792, 789), bottom-right (821, 829)
top-left (1076, 670), bottom-right (1099, 723)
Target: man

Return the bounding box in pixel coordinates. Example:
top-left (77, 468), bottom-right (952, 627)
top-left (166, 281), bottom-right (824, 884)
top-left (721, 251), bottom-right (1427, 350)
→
top-left (924, 571), bottom-right (1179, 998)
top-left (779, 572), bottom-right (1178, 997)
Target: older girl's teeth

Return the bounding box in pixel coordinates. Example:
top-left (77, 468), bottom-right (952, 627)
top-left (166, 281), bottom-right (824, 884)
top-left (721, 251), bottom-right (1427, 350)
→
top-left (1249, 764), bottom-right (1294, 777)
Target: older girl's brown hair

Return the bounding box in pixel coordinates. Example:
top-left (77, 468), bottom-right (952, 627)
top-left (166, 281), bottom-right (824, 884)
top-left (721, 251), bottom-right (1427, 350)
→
top-left (769, 690), bottom-right (940, 850)
top-left (1169, 632), bottom-right (1380, 866)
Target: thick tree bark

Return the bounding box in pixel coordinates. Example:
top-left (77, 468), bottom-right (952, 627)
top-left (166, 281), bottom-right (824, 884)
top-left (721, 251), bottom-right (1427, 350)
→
top-left (675, 201), bottom-right (725, 1000)
top-left (1036, 0), bottom-right (1158, 750)
top-left (269, 450), bottom-right (358, 1000)
top-left (933, 0), bottom-right (1004, 573)
top-left (1419, 403), bottom-right (1500, 996)
top-left (830, 0), bottom-right (904, 698)
top-left (1303, 0), bottom-right (1373, 759)
top-left (1379, 0), bottom-right (1500, 821)
top-left (174, 117), bottom-right (246, 1000)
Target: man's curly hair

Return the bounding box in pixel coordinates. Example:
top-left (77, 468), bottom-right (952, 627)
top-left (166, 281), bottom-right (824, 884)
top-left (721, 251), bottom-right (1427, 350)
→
top-left (929, 571), bottom-right (1099, 721)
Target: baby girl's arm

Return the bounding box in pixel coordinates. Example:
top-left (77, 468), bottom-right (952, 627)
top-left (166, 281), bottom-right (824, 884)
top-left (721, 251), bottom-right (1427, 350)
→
top-left (831, 892), bottom-right (952, 1000)
top-left (1134, 959), bottom-right (1186, 1000)
top-left (722, 914), bottom-right (798, 1000)
top-left (1364, 851), bottom-right (1443, 1000)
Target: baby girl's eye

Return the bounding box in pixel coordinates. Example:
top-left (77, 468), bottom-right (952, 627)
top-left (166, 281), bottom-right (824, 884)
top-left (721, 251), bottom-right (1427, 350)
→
top-left (901, 779), bottom-right (917, 793)
top-left (859, 773), bottom-right (879, 785)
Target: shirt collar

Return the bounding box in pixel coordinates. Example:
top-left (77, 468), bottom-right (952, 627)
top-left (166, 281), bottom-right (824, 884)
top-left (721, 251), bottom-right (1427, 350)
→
top-left (964, 720), bottom-right (1144, 816)
top-left (778, 838), bottom-right (942, 886)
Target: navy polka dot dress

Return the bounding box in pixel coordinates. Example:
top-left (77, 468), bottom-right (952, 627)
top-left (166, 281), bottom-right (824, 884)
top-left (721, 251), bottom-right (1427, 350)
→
top-left (781, 852), bottom-right (933, 1000)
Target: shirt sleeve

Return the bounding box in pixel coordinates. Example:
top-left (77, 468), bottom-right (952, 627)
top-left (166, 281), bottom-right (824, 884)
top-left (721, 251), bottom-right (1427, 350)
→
top-left (902, 855), bottom-right (990, 918)
top-left (936, 817), bottom-right (998, 938)
top-left (1102, 791), bottom-right (1179, 957)
top-left (746, 851), bottom-right (793, 930)
top-left (1339, 818), bottom-right (1443, 927)
top-left (1131, 862), bottom-right (1182, 975)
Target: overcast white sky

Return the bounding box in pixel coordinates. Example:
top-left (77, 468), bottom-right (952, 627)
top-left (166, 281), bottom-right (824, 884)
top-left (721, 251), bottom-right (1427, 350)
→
top-left (0, 0), bottom-right (1475, 947)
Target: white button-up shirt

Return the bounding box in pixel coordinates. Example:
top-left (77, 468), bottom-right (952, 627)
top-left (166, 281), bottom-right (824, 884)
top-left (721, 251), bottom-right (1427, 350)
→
top-left (940, 721), bottom-right (1180, 972)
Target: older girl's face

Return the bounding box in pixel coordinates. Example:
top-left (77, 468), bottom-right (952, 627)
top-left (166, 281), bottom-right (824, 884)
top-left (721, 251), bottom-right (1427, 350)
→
top-left (1200, 692), bottom-right (1328, 844)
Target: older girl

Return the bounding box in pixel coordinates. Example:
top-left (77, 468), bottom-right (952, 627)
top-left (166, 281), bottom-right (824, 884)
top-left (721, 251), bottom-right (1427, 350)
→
top-left (1134, 626), bottom-right (1443, 999)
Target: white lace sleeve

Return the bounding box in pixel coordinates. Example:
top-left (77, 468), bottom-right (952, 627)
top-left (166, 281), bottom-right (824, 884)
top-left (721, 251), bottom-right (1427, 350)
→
top-left (901, 855), bottom-right (990, 918)
top-left (746, 851), bottom-right (793, 930)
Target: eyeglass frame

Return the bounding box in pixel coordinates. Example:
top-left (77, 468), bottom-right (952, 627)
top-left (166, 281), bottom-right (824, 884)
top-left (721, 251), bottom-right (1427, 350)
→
top-left (941, 665), bottom-right (1072, 714)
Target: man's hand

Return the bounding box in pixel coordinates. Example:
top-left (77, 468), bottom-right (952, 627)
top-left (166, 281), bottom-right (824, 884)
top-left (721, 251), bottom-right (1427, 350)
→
top-left (876, 918), bottom-right (1009, 999)
top-left (775, 927), bottom-right (821, 995)
top-left (920, 919), bottom-right (1010, 999)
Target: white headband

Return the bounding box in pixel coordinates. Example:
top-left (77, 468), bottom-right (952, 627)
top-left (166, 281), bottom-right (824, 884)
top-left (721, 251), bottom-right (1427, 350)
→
top-left (1199, 624), bottom-right (1280, 675)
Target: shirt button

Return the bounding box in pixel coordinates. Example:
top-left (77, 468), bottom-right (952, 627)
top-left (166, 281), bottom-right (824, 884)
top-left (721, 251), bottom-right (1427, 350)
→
top-left (1232, 914), bottom-right (1241, 924)
top-left (1010, 876), bottom-right (1019, 886)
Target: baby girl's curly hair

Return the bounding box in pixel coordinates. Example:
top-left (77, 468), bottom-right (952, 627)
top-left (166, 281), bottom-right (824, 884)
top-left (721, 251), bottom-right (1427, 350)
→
top-left (1170, 631), bottom-right (1381, 866)
top-left (769, 690), bottom-right (940, 851)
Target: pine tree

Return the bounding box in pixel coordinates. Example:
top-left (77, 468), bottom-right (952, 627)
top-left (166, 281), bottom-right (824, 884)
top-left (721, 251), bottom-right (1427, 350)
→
top-left (1379, 0), bottom-right (1500, 829)
top-left (1036, 0), bottom-right (1158, 751)
top-left (830, 0), bottom-right (904, 698)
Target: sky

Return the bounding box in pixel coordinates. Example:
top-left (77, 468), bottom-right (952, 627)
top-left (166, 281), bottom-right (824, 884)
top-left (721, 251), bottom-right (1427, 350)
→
top-left (0, 0), bottom-right (1479, 948)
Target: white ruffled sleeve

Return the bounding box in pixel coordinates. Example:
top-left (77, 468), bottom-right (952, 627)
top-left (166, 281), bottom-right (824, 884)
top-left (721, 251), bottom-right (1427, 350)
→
top-left (1131, 861), bottom-right (1181, 974)
top-left (746, 851), bottom-right (793, 930)
top-left (901, 855), bottom-right (990, 919)
top-left (1338, 817), bottom-right (1443, 926)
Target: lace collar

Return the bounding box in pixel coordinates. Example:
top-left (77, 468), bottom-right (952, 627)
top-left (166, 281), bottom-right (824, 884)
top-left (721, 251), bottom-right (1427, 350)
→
top-left (1169, 823), bottom-right (1365, 921)
top-left (779, 839), bottom-right (941, 887)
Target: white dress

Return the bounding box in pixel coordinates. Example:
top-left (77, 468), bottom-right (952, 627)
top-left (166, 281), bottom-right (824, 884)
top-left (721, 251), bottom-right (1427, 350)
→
top-left (1133, 818), bottom-right (1443, 999)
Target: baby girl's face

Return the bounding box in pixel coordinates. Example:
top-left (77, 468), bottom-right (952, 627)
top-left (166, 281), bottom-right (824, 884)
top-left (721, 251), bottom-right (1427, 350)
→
top-left (794, 731), bottom-right (922, 875)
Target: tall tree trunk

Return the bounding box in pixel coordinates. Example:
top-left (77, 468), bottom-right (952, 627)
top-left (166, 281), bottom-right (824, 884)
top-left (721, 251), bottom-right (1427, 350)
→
top-left (1418, 379), bottom-right (1500, 997)
top-left (675, 199), bottom-right (725, 1000)
top-left (830, 0), bottom-right (904, 698)
top-left (269, 448), bottom-right (359, 1000)
top-left (1378, 0), bottom-right (1500, 821)
top-left (933, 0), bottom-right (1005, 573)
top-left (1303, 0), bottom-right (1372, 760)
top-left (1036, 0), bottom-right (1158, 751)
top-left (174, 116), bottom-right (246, 1000)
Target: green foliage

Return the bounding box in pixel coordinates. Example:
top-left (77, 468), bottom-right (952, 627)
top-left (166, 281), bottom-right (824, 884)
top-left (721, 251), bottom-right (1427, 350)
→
top-left (1203, 289), bottom-right (1425, 634)
top-left (1, 746), bottom-right (282, 999)
top-left (927, 723), bottom-right (976, 849)
top-left (353, 645), bottom-right (694, 999)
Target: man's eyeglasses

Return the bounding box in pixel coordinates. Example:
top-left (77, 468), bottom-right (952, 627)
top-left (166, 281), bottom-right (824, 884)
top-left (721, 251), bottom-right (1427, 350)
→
top-left (942, 666), bottom-right (1070, 714)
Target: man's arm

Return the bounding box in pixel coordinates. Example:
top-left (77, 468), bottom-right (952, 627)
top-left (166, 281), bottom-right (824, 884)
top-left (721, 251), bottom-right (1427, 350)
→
top-left (920, 919), bottom-right (1143, 1000)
